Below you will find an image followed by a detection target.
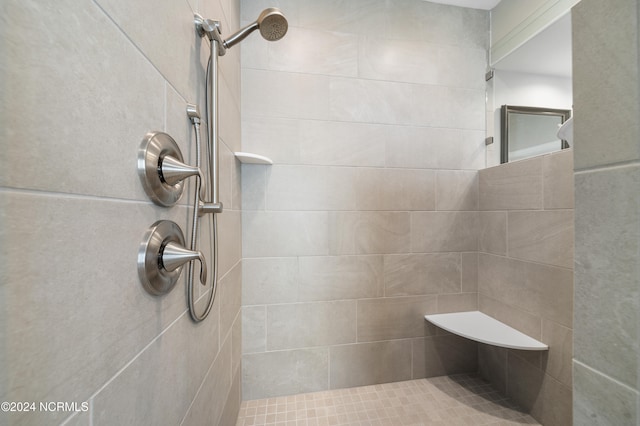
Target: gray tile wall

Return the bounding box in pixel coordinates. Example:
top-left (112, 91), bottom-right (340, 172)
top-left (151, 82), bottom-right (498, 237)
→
top-left (477, 149), bottom-right (575, 426)
top-left (572, 0), bottom-right (640, 424)
top-left (0, 0), bottom-right (242, 425)
top-left (240, 0), bottom-right (488, 400)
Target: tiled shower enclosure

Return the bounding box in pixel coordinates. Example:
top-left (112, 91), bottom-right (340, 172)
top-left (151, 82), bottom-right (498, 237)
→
top-left (240, 0), bottom-right (488, 400)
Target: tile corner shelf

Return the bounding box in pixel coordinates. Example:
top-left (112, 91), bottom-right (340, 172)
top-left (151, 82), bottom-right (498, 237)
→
top-left (234, 152), bottom-right (273, 165)
top-left (424, 311), bottom-right (548, 351)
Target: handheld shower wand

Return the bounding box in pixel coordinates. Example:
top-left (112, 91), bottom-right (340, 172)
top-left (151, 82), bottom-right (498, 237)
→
top-left (195, 7), bottom-right (288, 56)
top-left (186, 8), bottom-right (288, 322)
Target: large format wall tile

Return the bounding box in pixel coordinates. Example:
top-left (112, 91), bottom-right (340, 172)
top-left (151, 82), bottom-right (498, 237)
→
top-left (358, 37), bottom-right (440, 85)
top-left (268, 27), bottom-right (359, 77)
top-left (435, 170), bottom-right (479, 211)
top-left (329, 77), bottom-right (420, 126)
top-left (219, 263), bottom-right (243, 343)
top-left (507, 210), bottom-right (574, 268)
top-left (574, 361), bottom-right (638, 425)
top-left (266, 301), bottom-right (357, 350)
top-left (506, 355), bottom-right (572, 426)
top-left (478, 344), bottom-right (507, 394)
top-left (93, 312), bottom-right (223, 426)
top-left (572, 0), bottom-right (640, 170)
top-left (1, 0), bottom-right (165, 199)
top-left (478, 295), bottom-right (541, 340)
top-left (384, 253), bottom-right (461, 296)
top-left (478, 254), bottom-right (573, 328)
top-left (217, 209), bottom-right (242, 276)
top-left (542, 320), bottom-right (572, 387)
top-left (356, 296), bottom-right (437, 342)
top-left (574, 165), bottom-right (639, 388)
top-left (94, 0), bottom-right (207, 102)
top-left (0, 192), bottom-right (193, 424)
top-left (355, 168), bottom-right (436, 211)
top-left (265, 165), bottom-right (358, 211)
top-left (329, 341), bottom-right (412, 389)
top-left (298, 255), bottom-right (384, 302)
top-left (437, 293), bottom-right (477, 313)
top-left (242, 258), bottom-right (298, 305)
top-left (478, 211), bottom-right (507, 255)
top-left (242, 306), bottom-right (266, 354)
top-left (243, 68), bottom-right (330, 120)
top-left (243, 348), bottom-right (329, 400)
top-left (241, 116), bottom-right (301, 165)
top-left (384, 126), bottom-right (440, 170)
top-left (294, 0), bottom-right (384, 37)
top-left (328, 212), bottom-right (411, 255)
top-left (299, 120), bottom-right (386, 167)
top-left (243, 211), bottom-right (329, 257)
top-left (435, 129), bottom-right (487, 171)
top-left (412, 335), bottom-right (478, 379)
top-left (411, 212), bottom-right (478, 253)
top-left (543, 150), bottom-right (574, 209)
top-left (479, 157), bottom-right (543, 210)
top-left (416, 1), bottom-right (488, 49)
top-left (461, 252), bottom-right (479, 292)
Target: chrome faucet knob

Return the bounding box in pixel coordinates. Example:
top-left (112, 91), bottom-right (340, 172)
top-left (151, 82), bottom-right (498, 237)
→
top-left (138, 131), bottom-right (205, 206)
top-left (161, 242), bottom-right (207, 286)
top-left (138, 220), bottom-right (208, 295)
top-left (159, 155), bottom-right (206, 199)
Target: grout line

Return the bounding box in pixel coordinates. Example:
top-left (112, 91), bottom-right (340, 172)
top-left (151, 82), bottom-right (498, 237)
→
top-left (89, 398), bottom-right (93, 426)
top-left (573, 360), bottom-right (640, 395)
top-left (87, 309), bottom-right (189, 401)
top-left (163, 81), bottom-right (168, 132)
top-left (410, 339), bottom-right (414, 379)
top-left (327, 346), bottom-right (331, 391)
top-left (90, 0), bottom-right (185, 98)
top-left (263, 305), bottom-right (268, 353)
top-left (574, 159), bottom-right (640, 175)
top-left (0, 186), bottom-right (245, 213)
top-left (540, 157), bottom-right (545, 210)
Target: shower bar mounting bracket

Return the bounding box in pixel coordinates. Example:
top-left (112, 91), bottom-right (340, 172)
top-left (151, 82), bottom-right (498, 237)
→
top-left (194, 14), bottom-right (228, 56)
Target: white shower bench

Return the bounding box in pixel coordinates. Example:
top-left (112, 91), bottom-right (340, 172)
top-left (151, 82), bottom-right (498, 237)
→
top-left (424, 311), bottom-right (548, 351)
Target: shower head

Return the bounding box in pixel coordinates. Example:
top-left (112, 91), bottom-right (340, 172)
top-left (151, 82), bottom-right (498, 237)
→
top-left (256, 8), bottom-right (288, 41)
top-left (223, 7), bottom-right (288, 50)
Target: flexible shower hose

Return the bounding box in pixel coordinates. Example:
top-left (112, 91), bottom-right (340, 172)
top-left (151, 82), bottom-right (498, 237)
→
top-left (186, 116), bottom-right (218, 323)
top-left (186, 49), bottom-right (219, 323)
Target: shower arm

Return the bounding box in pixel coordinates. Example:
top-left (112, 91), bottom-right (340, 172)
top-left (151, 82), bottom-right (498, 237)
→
top-left (222, 22), bottom-right (259, 50)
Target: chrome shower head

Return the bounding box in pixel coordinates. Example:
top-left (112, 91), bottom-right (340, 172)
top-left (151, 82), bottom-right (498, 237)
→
top-left (256, 8), bottom-right (288, 41)
top-left (223, 7), bottom-right (288, 49)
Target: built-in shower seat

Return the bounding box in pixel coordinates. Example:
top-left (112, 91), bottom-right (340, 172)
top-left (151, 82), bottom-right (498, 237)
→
top-left (424, 311), bottom-right (548, 351)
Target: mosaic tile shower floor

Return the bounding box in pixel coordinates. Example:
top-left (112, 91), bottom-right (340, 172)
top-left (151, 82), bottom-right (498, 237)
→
top-left (236, 373), bottom-right (540, 426)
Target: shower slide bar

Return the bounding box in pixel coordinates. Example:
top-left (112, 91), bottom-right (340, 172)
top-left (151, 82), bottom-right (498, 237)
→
top-left (136, 6), bottom-right (288, 323)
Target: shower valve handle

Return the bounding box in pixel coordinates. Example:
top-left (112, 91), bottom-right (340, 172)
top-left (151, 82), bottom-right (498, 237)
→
top-left (160, 155), bottom-right (206, 197)
top-left (161, 242), bottom-right (207, 286)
